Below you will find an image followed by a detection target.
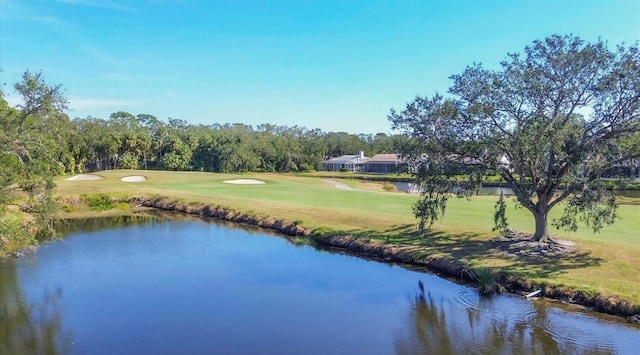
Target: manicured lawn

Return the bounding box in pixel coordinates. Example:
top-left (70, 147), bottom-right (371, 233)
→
top-left (56, 170), bottom-right (640, 304)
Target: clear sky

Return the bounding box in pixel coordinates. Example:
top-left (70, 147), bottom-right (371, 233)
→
top-left (1, 0), bottom-right (638, 134)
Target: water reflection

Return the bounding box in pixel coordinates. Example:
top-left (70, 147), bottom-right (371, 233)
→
top-left (54, 213), bottom-right (165, 236)
top-left (395, 283), bottom-right (639, 354)
top-left (0, 260), bottom-right (71, 354)
top-left (55, 211), bottom-right (289, 239)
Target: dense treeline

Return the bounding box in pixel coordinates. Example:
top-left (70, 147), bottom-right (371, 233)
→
top-left (66, 112), bottom-right (411, 174)
top-left (1, 72), bottom-right (412, 179)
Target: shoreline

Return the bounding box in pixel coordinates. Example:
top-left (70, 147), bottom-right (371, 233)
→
top-left (4, 191), bottom-right (637, 323)
top-left (133, 195), bottom-right (639, 323)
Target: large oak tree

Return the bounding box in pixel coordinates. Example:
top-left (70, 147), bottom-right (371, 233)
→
top-left (389, 35), bottom-right (640, 241)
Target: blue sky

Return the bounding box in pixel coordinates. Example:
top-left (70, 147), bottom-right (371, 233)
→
top-left (1, 0), bottom-right (638, 134)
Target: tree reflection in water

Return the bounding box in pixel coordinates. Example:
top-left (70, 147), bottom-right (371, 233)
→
top-left (394, 283), bottom-right (613, 355)
top-left (54, 214), bottom-right (160, 236)
top-left (0, 259), bottom-right (71, 354)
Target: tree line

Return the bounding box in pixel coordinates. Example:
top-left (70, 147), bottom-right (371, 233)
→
top-left (1, 74), bottom-right (413, 176)
top-left (52, 109), bottom-right (411, 175)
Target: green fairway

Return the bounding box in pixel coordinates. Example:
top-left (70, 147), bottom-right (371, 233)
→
top-left (56, 170), bottom-right (640, 304)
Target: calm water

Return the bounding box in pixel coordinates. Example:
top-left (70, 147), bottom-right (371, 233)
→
top-left (1, 216), bottom-right (639, 354)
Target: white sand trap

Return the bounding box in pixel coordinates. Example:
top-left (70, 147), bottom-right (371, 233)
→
top-left (222, 179), bottom-right (266, 185)
top-left (65, 174), bottom-right (104, 181)
top-left (121, 175), bottom-right (147, 182)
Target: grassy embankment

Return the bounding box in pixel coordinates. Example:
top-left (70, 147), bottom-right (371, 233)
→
top-left (55, 170), bottom-right (640, 308)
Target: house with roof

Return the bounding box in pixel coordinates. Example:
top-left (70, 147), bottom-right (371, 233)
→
top-left (321, 152), bottom-right (409, 173)
top-left (321, 152), bottom-right (369, 172)
top-left (362, 154), bottom-right (406, 173)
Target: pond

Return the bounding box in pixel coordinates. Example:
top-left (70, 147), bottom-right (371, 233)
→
top-left (1, 215), bottom-right (639, 354)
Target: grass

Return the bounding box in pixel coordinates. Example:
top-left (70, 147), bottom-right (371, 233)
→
top-left (55, 170), bottom-right (640, 304)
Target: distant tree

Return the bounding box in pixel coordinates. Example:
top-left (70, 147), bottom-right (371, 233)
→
top-left (370, 133), bottom-right (393, 154)
top-left (159, 135), bottom-right (192, 171)
top-left (323, 132), bottom-right (368, 158)
top-left (192, 133), bottom-right (218, 171)
top-left (168, 117), bottom-right (188, 130)
top-left (389, 35), bottom-right (640, 241)
top-left (108, 111), bottom-right (152, 169)
top-left (118, 152), bottom-right (139, 169)
top-left (109, 111), bottom-right (137, 127)
top-left (136, 113), bottom-right (167, 169)
top-left (206, 124), bottom-right (258, 172)
top-left (299, 128), bottom-right (326, 170)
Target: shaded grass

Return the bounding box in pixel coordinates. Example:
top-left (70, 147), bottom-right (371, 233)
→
top-left (55, 170), bottom-right (640, 304)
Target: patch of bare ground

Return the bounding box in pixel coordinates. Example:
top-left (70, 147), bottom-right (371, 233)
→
top-left (131, 195), bottom-right (639, 321)
top-left (491, 229), bottom-right (577, 259)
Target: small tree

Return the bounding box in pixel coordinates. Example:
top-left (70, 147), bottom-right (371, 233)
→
top-left (389, 35), bottom-right (640, 242)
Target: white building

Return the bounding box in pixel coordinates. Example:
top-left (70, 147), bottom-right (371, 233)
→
top-left (322, 152), bottom-right (369, 172)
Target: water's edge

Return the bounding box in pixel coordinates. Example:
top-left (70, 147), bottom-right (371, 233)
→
top-left (132, 195), bottom-right (640, 322)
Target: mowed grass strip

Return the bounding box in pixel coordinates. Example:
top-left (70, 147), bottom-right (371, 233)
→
top-left (56, 170), bottom-right (640, 304)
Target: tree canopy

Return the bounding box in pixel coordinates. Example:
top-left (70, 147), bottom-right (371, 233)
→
top-left (389, 35), bottom-right (640, 241)
top-left (1, 71), bottom-right (70, 250)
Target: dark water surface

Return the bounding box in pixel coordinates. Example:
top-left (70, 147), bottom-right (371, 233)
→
top-left (1, 216), bottom-right (639, 354)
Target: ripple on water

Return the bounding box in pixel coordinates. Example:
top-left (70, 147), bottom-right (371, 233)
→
top-left (453, 288), bottom-right (481, 310)
top-left (454, 289), bottom-right (539, 321)
top-left (526, 306), bottom-right (640, 353)
top-left (453, 289), bottom-right (545, 328)
top-left (452, 290), bottom-right (640, 353)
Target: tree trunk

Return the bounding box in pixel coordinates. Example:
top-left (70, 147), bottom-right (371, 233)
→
top-left (532, 211), bottom-right (549, 242)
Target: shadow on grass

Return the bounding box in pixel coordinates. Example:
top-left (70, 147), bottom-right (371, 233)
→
top-left (498, 248), bottom-right (604, 280)
top-left (342, 223), bottom-right (603, 280)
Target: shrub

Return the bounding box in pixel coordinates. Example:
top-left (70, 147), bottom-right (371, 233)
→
top-left (81, 193), bottom-right (129, 211)
top-left (61, 204), bottom-right (77, 213)
top-left (474, 267), bottom-right (505, 295)
top-left (382, 182), bottom-right (396, 192)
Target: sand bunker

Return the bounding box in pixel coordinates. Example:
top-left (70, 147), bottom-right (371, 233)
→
top-left (65, 174), bottom-right (104, 181)
top-left (222, 179), bottom-right (266, 185)
top-left (121, 175), bottom-right (147, 182)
